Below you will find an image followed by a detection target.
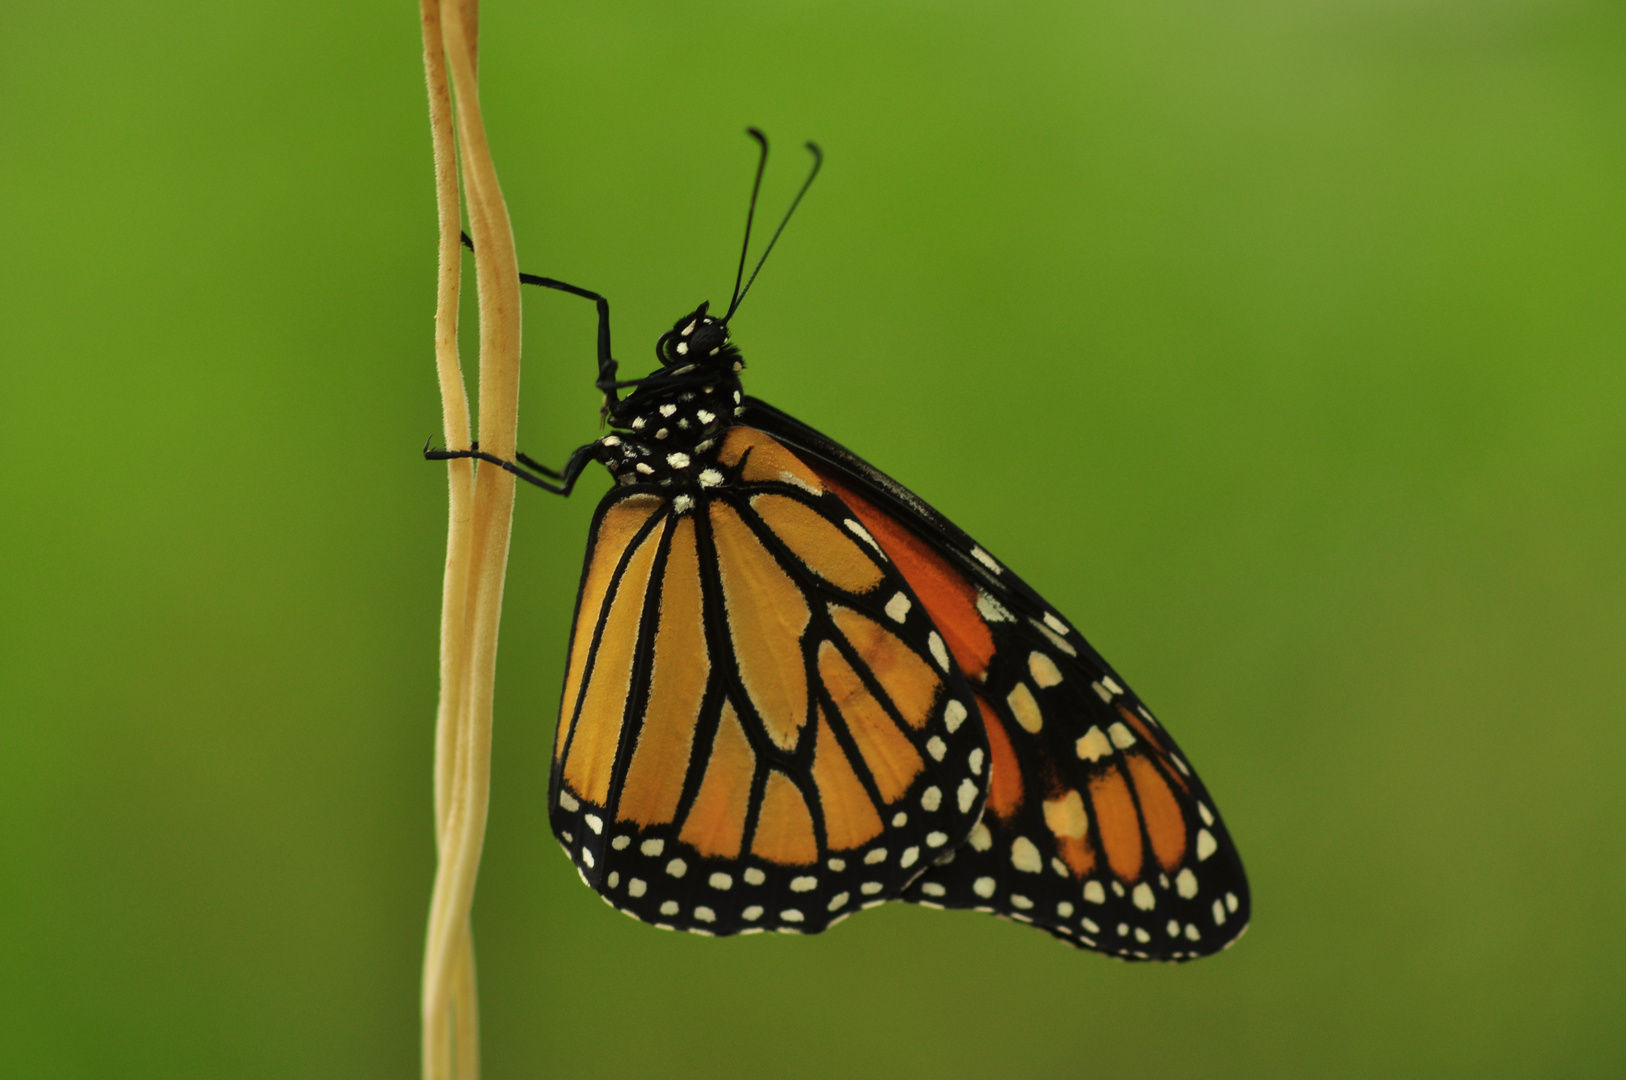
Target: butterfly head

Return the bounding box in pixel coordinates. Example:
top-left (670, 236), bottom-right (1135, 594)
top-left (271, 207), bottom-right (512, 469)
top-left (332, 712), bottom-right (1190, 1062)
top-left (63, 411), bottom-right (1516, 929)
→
top-left (655, 302), bottom-right (743, 373)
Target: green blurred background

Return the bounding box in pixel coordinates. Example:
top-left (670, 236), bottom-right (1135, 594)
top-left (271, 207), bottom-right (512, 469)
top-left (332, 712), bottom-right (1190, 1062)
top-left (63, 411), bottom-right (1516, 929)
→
top-left (3, 0), bottom-right (1623, 1076)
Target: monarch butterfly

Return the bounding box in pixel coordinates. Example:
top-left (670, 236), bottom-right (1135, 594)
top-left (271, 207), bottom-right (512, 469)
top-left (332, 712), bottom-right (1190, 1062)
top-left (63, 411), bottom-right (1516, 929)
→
top-left (430, 130), bottom-right (1249, 960)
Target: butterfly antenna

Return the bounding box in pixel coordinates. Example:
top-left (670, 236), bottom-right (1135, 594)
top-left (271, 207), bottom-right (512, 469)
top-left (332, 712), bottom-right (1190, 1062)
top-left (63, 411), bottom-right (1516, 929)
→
top-left (726, 140), bottom-right (823, 322)
top-left (727, 128), bottom-right (771, 319)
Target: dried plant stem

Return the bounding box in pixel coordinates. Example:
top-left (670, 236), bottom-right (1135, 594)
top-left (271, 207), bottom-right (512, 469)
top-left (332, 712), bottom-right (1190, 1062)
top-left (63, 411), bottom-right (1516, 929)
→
top-left (420, 0), bottom-right (524, 1076)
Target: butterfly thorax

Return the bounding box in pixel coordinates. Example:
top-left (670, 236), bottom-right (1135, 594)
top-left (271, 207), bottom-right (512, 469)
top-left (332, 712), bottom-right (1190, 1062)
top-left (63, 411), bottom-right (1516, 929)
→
top-left (594, 303), bottom-right (747, 488)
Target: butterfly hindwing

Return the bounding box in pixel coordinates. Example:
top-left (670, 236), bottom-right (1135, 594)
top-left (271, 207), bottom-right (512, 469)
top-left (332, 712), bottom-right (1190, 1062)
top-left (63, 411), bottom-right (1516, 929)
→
top-left (739, 400), bottom-right (1250, 959)
top-left (548, 427), bottom-right (991, 936)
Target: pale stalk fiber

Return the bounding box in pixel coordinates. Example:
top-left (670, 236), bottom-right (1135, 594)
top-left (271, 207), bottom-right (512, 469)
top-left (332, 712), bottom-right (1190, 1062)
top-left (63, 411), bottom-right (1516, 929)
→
top-left (420, 0), bottom-right (524, 1076)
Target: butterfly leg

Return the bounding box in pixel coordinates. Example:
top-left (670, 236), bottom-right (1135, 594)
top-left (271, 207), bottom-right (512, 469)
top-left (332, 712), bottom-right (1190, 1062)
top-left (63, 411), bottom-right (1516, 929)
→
top-left (460, 231), bottom-right (621, 402)
top-left (424, 437), bottom-right (597, 497)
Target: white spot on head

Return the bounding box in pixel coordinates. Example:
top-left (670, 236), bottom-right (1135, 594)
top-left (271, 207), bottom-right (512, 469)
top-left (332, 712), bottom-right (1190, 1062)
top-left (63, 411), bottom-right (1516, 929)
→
top-left (672, 494), bottom-right (695, 514)
top-left (968, 823), bottom-right (992, 851)
top-left (660, 900), bottom-right (680, 916)
top-left (969, 748), bottom-right (985, 775)
top-left (681, 320), bottom-right (696, 336)
top-left (927, 632), bottom-right (950, 672)
top-left (790, 876), bottom-right (817, 893)
top-left (1011, 836), bottom-right (1043, 873)
top-left (1011, 894), bottom-right (1034, 910)
top-left (709, 872), bottom-right (733, 890)
top-left (1176, 869), bottom-right (1198, 899)
top-left (957, 778), bottom-right (978, 814)
top-left (864, 848), bottom-right (887, 865)
top-left (744, 867), bottom-right (766, 885)
top-left (628, 878), bottom-right (647, 898)
top-left (973, 876), bottom-right (997, 899)
top-left (827, 892), bottom-right (850, 911)
top-left (1132, 883), bottom-right (1155, 910)
top-left (926, 736), bottom-right (946, 761)
top-left (780, 909), bottom-right (805, 923)
top-left (926, 831), bottom-right (949, 848)
top-left (862, 880), bottom-right (884, 895)
top-left (694, 906), bottom-right (716, 922)
top-left (558, 791), bottom-right (580, 812)
top-left (1225, 892), bottom-right (1239, 913)
top-left (827, 857), bottom-right (846, 872)
top-left (698, 468), bottom-right (724, 488)
top-left (920, 786), bottom-right (942, 812)
top-left (970, 546), bottom-right (1003, 573)
top-left (640, 838), bottom-right (664, 857)
top-left (659, 404), bottom-right (677, 417)
top-left (1198, 802), bottom-right (1215, 827)
top-left (666, 452), bottom-right (690, 469)
top-left (1042, 612), bottom-right (1070, 635)
top-left (1108, 722), bottom-right (1137, 749)
top-left (1197, 829), bottom-right (1218, 861)
top-left (1028, 652), bottom-right (1063, 688)
top-left (675, 341), bottom-right (689, 355)
top-left (742, 905), bottom-right (763, 921)
top-left (601, 435), bottom-right (620, 447)
top-left (1083, 881), bottom-right (1106, 904)
top-left (885, 592), bottom-right (911, 622)
top-left (1075, 727), bottom-right (1113, 762)
top-left (943, 699), bottom-right (967, 732)
top-left (666, 858), bottom-right (687, 878)
top-left (900, 846), bottom-right (920, 869)
top-left (584, 813), bottom-right (603, 834)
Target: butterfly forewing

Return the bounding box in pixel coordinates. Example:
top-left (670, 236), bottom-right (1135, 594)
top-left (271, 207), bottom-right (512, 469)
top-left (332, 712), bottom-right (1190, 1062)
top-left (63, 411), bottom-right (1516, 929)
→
top-left (739, 402), bottom-right (1251, 960)
top-left (549, 428), bottom-right (992, 936)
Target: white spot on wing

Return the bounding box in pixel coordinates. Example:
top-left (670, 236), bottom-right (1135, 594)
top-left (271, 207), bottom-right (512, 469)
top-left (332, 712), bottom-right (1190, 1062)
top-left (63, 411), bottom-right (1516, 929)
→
top-left (921, 786), bottom-right (942, 812)
top-left (900, 846), bottom-right (920, 869)
top-left (742, 905), bottom-right (762, 920)
top-left (1199, 802), bottom-right (1214, 826)
top-left (1083, 881), bottom-right (1106, 904)
top-left (928, 632), bottom-right (949, 671)
top-left (885, 592), bottom-right (911, 623)
top-left (743, 867), bottom-right (766, 885)
top-left (1028, 652), bottom-right (1063, 688)
top-left (660, 900), bottom-right (679, 916)
top-left (1197, 829), bottom-right (1218, 861)
top-left (1043, 612), bottom-right (1071, 635)
top-left (640, 838), bottom-right (664, 857)
top-left (957, 778), bottom-right (978, 814)
top-left (709, 872), bottom-right (733, 890)
top-left (864, 848), bottom-right (887, 865)
top-left (790, 876), bottom-right (817, 893)
top-left (1075, 727), bottom-right (1113, 761)
top-left (975, 590), bottom-right (1013, 622)
top-left (628, 878), bottom-right (647, 898)
top-left (968, 823), bottom-right (992, 851)
top-left (558, 791), bottom-right (579, 812)
top-left (973, 876), bottom-right (997, 898)
top-left (666, 858), bottom-right (687, 878)
top-left (1108, 722), bottom-right (1136, 749)
top-left (970, 546), bottom-right (1003, 573)
top-left (845, 519), bottom-right (881, 552)
top-left (1176, 868), bottom-right (1198, 899)
top-left (926, 831), bottom-right (948, 848)
top-left (943, 699), bottom-right (967, 732)
top-left (926, 736), bottom-right (946, 761)
top-left (1011, 836), bottom-right (1042, 873)
top-left (1132, 883), bottom-right (1156, 910)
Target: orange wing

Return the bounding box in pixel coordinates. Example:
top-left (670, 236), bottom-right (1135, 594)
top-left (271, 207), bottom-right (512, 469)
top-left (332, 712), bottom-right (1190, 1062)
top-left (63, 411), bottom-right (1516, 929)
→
top-left (802, 459), bottom-right (1250, 960)
top-left (549, 428), bottom-right (992, 936)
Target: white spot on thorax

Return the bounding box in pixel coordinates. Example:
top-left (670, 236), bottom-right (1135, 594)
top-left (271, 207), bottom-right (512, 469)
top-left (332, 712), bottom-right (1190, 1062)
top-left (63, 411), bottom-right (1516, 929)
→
top-left (635, 462), bottom-right (654, 475)
top-left (672, 494), bottom-right (695, 514)
top-left (697, 409), bottom-right (715, 424)
top-left (666, 452), bottom-right (690, 469)
top-left (659, 404), bottom-right (677, 417)
top-left (675, 341), bottom-right (689, 355)
top-left (698, 469), bottom-right (724, 488)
